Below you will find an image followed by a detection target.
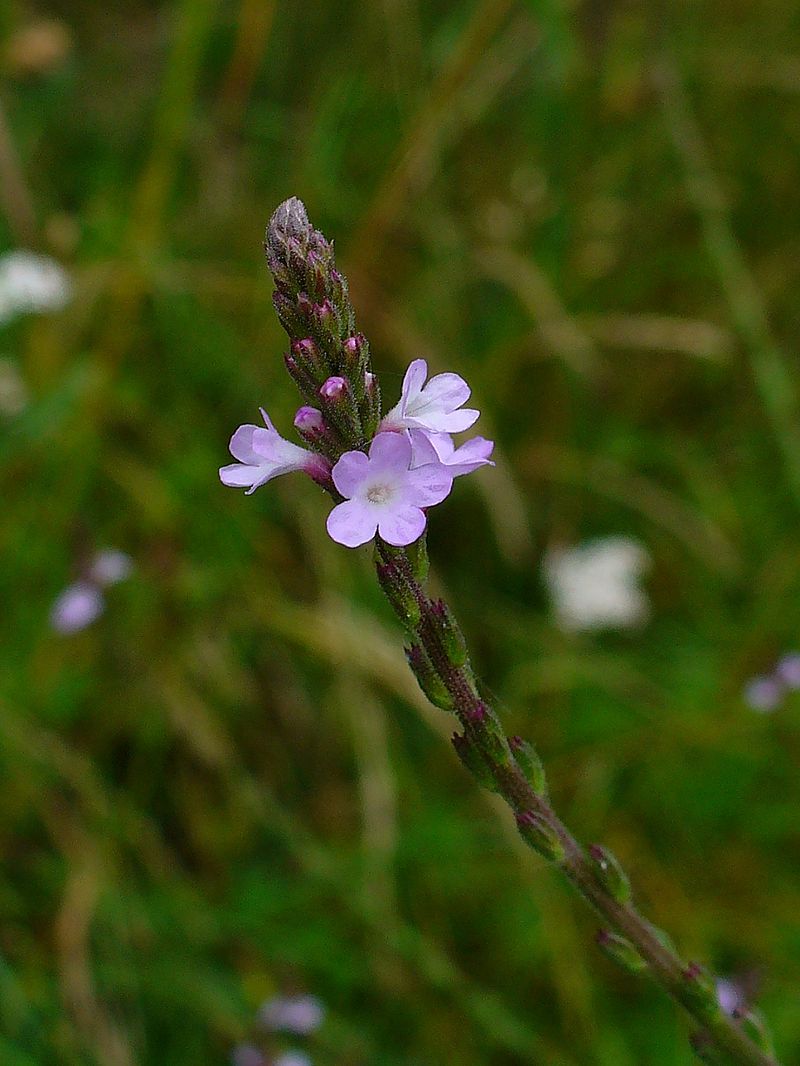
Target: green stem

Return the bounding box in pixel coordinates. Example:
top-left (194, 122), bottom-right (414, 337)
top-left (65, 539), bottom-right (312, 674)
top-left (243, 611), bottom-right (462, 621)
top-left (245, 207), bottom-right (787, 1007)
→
top-left (375, 538), bottom-right (779, 1066)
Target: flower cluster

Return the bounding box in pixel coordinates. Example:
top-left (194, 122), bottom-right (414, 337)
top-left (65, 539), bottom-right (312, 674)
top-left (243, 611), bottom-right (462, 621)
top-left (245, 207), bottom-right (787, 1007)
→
top-left (220, 198), bottom-right (493, 547)
top-left (230, 992), bottom-right (324, 1066)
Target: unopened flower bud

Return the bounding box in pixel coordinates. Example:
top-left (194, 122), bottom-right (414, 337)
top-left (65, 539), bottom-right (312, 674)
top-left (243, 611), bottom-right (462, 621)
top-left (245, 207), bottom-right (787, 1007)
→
top-left (273, 291), bottom-right (305, 338)
top-left (405, 643), bottom-right (453, 710)
top-left (294, 406), bottom-right (324, 433)
top-left (515, 809), bottom-right (565, 861)
top-left (284, 353), bottom-right (317, 399)
top-left (452, 731), bottom-right (499, 791)
top-left (682, 963), bottom-right (723, 1024)
top-left (509, 735), bottom-right (546, 794)
top-left (595, 929), bottom-right (647, 974)
top-left (320, 375), bottom-right (347, 400)
top-left (588, 844), bottom-right (631, 904)
top-left (305, 249), bottom-right (327, 300)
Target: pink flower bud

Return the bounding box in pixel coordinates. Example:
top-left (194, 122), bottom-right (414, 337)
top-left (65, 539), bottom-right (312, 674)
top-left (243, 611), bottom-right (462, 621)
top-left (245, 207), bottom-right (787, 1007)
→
top-left (294, 406), bottom-right (324, 432)
top-left (320, 376), bottom-right (347, 400)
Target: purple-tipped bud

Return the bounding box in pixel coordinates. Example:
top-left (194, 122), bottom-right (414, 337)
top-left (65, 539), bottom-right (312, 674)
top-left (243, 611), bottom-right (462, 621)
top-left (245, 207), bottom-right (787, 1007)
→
top-left (405, 643), bottom-right (453, 710)
top-left (284, 353), bottom-right (317, 397)
top-left (294, 406), bottom-right (324, 433)
top-left (313, 298), bottom-right (336, 332)
top-left (320, 376), bottom-right (347, 400)
top-left (509, 735), bottom-right (547, 793)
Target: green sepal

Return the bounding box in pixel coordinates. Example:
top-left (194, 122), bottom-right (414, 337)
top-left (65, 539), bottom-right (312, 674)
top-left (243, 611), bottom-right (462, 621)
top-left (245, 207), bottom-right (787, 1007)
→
top-left (588, 844), bottom-right (632, 904)
top-left (595, 929), bottom-right (647, 974)
top-left (516, 810), bottom-right (565, 862)
top-left (405, 643), bottom-right (454, 711)
top-left (508, 735), bottom-right (547, 794)
top-left (682, 963), bottom-right (724, 1024)
top-left (405, 536), bottom-right (429, 583)
top-left (429, 599), bottom-right (468, 667)
top-left (375, 559), bottom-right (421, 630)
top-left (451, 732), bottom-right (500, 792)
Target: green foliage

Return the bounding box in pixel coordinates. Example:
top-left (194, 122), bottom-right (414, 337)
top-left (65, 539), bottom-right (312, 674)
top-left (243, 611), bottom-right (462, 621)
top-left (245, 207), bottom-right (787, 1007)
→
top-left (1, 1), bottom-right (799, 1063)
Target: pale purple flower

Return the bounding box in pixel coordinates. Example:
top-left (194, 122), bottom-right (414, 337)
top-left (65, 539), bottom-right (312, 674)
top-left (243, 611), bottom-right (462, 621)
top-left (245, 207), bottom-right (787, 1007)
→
top-left (220, 408), bottom-right (329, 494)
top-left (409, 428), bottom-right (494, 477)
top-left (380, 359), bottom-right (479, 434)
top-left (743, 676), bottom-right (783, 713)
top-left (50, 581), bottom-right (104, 634)
top-left (88, 549), bottom-right (133, 587)
top-left (327, 432), bottom-right (452, 548)
top-left (776, 653), bottom-right (800, 689)
top-left (230, 1045), bottom-right (267, 1066)
top-left (273, 1053), bottom-right (312, 1066)
top-left (258, 993), bottom-right (325, 1035)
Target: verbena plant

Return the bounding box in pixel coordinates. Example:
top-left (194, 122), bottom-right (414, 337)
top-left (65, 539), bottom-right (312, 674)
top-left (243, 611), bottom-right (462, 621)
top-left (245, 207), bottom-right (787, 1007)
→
top-left (220, 198), bottom-right (780, 1066)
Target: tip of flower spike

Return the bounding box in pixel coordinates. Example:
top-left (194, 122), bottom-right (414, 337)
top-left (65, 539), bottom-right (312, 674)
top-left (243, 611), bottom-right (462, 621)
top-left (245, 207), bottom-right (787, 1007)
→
top-left (266, 197), bottom-right (310, 256)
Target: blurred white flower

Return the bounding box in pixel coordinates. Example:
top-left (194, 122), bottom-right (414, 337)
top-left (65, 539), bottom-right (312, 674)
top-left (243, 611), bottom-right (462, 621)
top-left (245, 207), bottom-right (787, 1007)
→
top-left (0, 250), bottom-right (72, 325)
top-left (543, 536), bottom-right (650, 632)
top-left (0, 357), bottom-right (28, 415)
top-left (50, 581), bottom-right (104, 634)
top-left (89, 549), bottom-right (133, 586)
top-left (273, 1054), bottom-right (312, 1066)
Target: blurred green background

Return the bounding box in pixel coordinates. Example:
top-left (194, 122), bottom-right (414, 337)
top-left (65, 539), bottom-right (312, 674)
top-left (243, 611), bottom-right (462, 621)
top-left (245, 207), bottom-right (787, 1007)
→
top-left (1, 1), bottom-right (799, 1063)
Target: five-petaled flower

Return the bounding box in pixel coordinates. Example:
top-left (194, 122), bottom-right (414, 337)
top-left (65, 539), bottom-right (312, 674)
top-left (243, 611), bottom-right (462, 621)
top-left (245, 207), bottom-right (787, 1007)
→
top-left (220, 408), bottom-right (330, 494)
top-left (380, 359), bottom-right (478, 434)
top-left (327, 432), bottom-right (453, 547)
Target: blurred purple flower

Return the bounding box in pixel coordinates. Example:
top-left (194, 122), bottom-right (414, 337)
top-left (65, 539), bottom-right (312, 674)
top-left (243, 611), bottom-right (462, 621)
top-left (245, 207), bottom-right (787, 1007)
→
top-left (231, 1045), bottom-right (267, 1066)
top-left (50, 581), bottom-right (104, 634)
top-left (716, 977), bottom-right (747, 1016)
top-left (743, 676), bottom-right (783, 713)
top-left (258, 994), bottom-right (325, 1036)
top-left (775, 652), bottom-right (800, 689)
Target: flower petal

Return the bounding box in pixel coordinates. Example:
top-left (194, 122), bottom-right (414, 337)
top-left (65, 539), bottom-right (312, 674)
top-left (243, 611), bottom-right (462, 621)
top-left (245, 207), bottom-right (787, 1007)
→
top-left (377, 504), bottom-right (426, 546)
top-left (368, 430), bottom-right (412, 473)
top-left (220, 462), bottom-right (259, 488)
top-left (228, 425), bottom-right (263, 464)
top-left (331, 450), bottom-right (370, 498)
top-left (409, 406), bottom-right (480, 433)
top-left (404, 464), bottom-right (453, 507)
top-left (416, 371), bottom-right (470, 412)
top-left (326, 499), bottom-right (378, 547)
top-left (400, 359), bottom-right (428, 408)
top-left (408, 428), bottom-right (441, 467)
